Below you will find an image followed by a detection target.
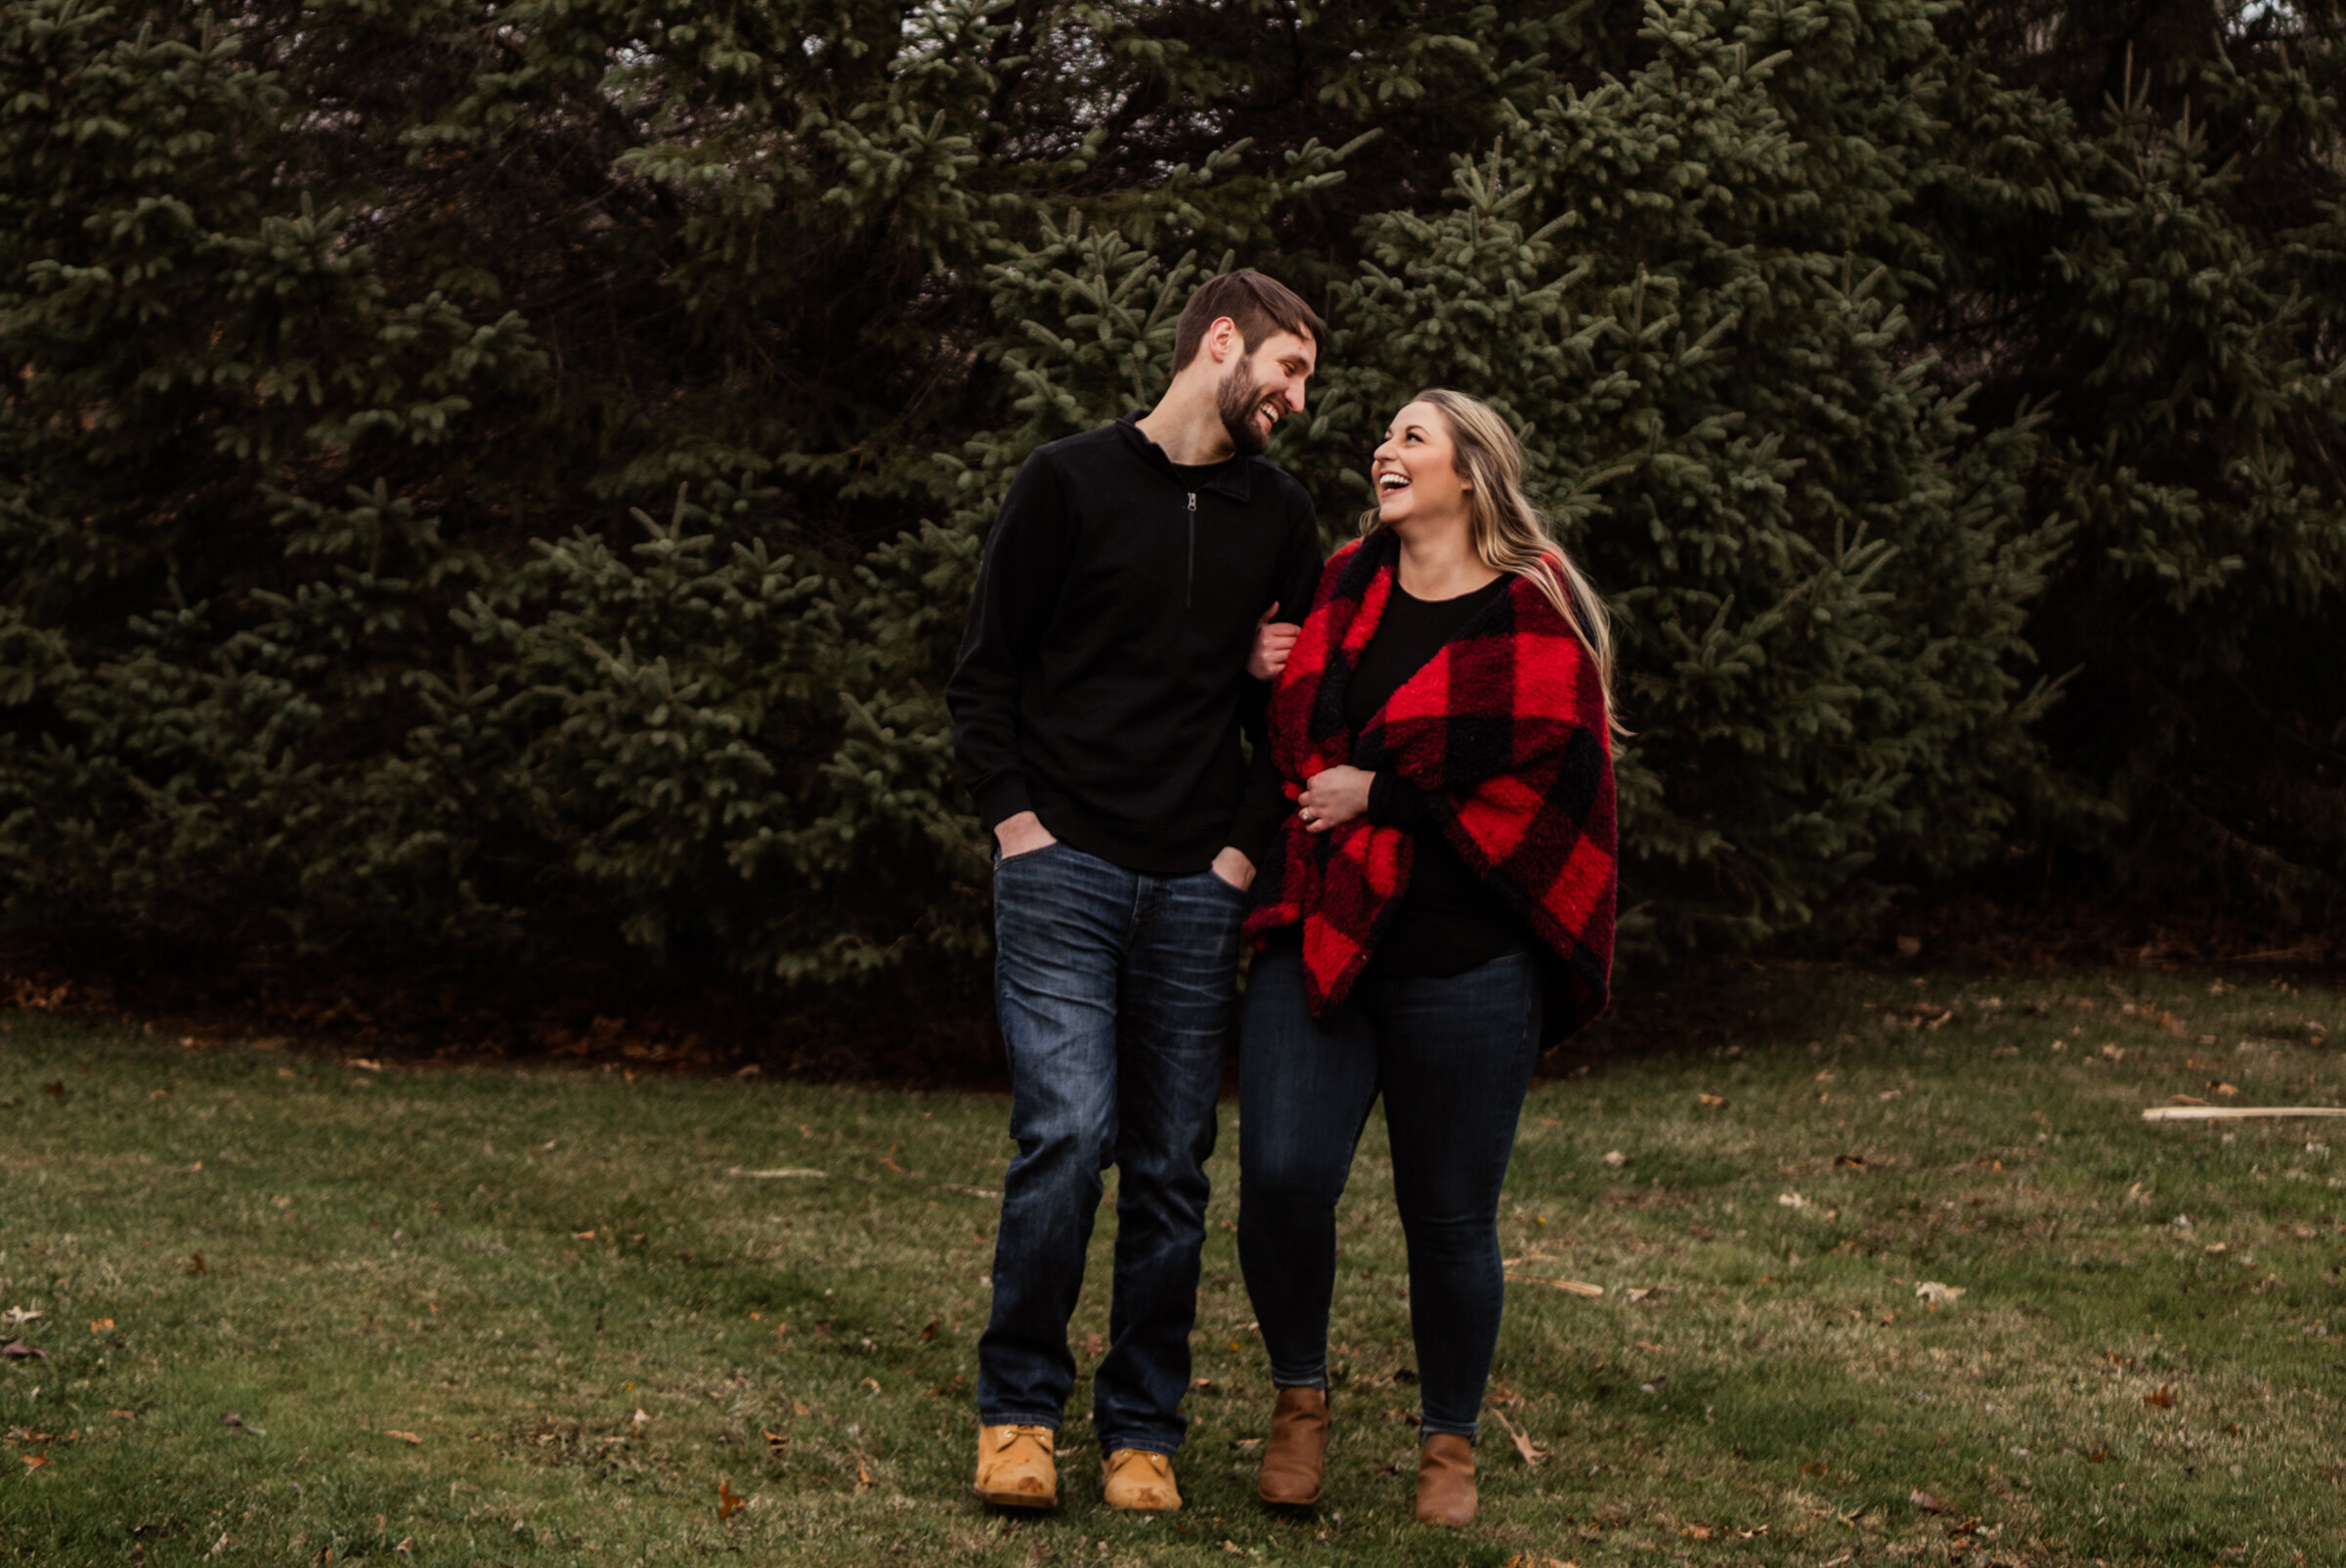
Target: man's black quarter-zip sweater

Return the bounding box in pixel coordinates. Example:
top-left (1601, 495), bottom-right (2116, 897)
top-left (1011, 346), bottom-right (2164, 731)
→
top-left (947, 414), bottom-right (1325, 876)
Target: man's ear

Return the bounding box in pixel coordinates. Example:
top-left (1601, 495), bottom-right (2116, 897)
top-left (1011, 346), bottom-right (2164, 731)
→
top-left (1204, 316), bottom-right (1242, 366)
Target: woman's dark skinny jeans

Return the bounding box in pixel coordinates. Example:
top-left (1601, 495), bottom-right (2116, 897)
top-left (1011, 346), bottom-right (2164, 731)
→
top-left (1237, 946), bottom-right (1542, 1439)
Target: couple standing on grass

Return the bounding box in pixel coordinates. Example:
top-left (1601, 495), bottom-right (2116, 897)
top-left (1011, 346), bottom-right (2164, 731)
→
top-left (945, 271), bottom-right (1619, 1528)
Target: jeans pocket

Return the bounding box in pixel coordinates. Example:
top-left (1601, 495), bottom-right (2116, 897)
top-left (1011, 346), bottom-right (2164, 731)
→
top-left (995, 840), bottom-right (1064, 870)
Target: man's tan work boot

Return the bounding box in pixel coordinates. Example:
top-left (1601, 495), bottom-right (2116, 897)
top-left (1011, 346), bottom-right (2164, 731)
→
top-left (1256, 1386), bottom-right (1330, 1505)
top-left (974, 1424), bottom-right (1058, 1509)
top-left (1101, 1448), bottom-right (1182, 1512)
top-left (1414, 1432), bottom-right (1476, 1525)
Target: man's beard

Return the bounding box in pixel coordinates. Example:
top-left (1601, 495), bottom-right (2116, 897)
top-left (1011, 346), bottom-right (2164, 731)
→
top-left (1216, 361), bottom-right (1279, 457)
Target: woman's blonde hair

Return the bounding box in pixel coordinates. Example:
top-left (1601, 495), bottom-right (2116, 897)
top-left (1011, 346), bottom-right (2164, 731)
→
top-left (1361, 388), bottom-right (1621, 730)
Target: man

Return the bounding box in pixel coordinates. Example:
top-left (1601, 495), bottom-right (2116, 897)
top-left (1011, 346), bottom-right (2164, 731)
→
top-left (947, 270), bottom-right (1324, 1513)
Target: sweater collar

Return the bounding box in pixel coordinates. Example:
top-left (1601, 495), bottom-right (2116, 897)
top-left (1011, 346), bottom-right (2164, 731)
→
top-left (1114, 413), bottom-right (1254, 501)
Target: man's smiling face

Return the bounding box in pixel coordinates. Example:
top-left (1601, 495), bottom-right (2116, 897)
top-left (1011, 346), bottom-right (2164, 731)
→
top-left (1215, 328), bottom-right (1317, 457)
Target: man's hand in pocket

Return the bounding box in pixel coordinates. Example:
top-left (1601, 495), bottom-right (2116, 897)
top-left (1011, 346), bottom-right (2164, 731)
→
top-left (994, 811), bottom-right (1059, 858)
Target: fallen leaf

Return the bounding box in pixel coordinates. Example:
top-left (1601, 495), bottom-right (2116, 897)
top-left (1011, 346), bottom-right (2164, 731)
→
top-left (220, 1412), bottom-right (266, 1436)
top-left (188, 1252), bottom-right (209, 1277)
top-left (1909, 1488), bottom-right (1947, 1513)
top-left (1681, 1524), bottom-right (1713, 1540)
top-left (1914, 1281), bottom-right (1966, 1306)
top-left (41, 1080), bottom-right (63, 1098)
top-left (1489, 1408), bottom-right (1548, 1465)
top-left (762, 1428), bottom-right (789, 1454)
top-left (350, 1059), bottom-right (383, 1072)
top-left (384, 1430), bottom-right (421, 1446)
top-left (20, 1455), bottom-right (46, 1471)
top-left (855, 1458), bottom-right (874, 1491)
top-left (2144, 1384), bottom-right (2176, 1409)
top-left (717, 1478), bottom-right (746, 1519)
top-left (2211, 1082), bottom-right (2239, 1098)
top-left (0, 1340), bottom-right (44, 1361)
top-left (631, 1408), bottom-right (652, 1430)
top-left (1801, 1460), bottom-right (1829, 1475)
top-left (1600, 1150), bottom-right (1629, 1167)
top-left (919, 1320), bottom-right (938, 1342)
top-left (89, 1319), bottom-right (113, 1333)
top-left (1777, 1192), bottom-right (1814, 1211)
top-left (1698, 1093), bottom-right (1727, 1108)
top-left (1835, 1154), bottom-right (1869, 1168)
top-left (1878, 1089), bottom-right (1903, 1102)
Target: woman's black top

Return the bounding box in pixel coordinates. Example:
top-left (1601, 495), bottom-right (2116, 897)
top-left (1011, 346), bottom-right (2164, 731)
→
top-left (1343, 573), bottom-right (1528, 978)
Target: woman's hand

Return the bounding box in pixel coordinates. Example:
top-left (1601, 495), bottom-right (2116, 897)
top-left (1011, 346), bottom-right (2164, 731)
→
top-left (1248, 603), bottom-right (1300, 681)
top-left (1297, 765), bottom-right (1373, 833)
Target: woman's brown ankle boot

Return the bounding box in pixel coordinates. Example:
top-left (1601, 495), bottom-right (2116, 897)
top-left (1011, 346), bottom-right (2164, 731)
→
top-left (1414, 1431), bottom-right (1476, 1525)
top-left (1257, 1386), bottom-right (1330, 1505)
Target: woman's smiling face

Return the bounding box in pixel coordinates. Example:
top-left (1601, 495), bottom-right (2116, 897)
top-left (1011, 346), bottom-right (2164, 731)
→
top-left (1371, 400), bottom-right (1470, 529)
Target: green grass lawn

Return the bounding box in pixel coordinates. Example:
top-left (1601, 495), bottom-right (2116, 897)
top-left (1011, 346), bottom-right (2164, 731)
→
top-left (2, 964), bottom-right (2341, 1566)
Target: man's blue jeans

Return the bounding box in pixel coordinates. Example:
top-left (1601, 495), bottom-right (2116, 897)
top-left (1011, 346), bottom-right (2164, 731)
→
top-left (977, 842), bottom-right (1246, 1457)
top-left (1237, 945), bottom-right (1542, 1438)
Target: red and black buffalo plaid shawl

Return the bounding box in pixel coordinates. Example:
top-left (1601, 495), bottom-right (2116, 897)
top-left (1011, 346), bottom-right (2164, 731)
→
top-left (1243, 531), bottom-right (1618, 1041)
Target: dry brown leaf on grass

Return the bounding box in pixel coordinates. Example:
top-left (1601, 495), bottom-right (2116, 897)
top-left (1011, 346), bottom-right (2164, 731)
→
top-left (187, 1251), bottom-right (208, 1277)
top-left (0, 1340), bottom-right (43, 1361)
top-left (20, 1455), bottom-right (46, 1471)
top-left (383, 1430), bottom-right (421, 1446)
top-left (1488, 1408), bottom-right (1548, 1465)
top-left (855, 1458), bottom-right (874, 1491)
top-left (2145, 1384), bottom-right (2177, 1409)
top-left (1698, 1093), bottom-right (1727, 1107)
top-left (717, 1478), bottom-right (747, 1519)
top-left (1503, 1557), bottom-right (1584, 1567)
top-left (1680, 1524), bottom-right (1713, 1540)
top-left (1909, 1488), bottom-right (1947, 1513)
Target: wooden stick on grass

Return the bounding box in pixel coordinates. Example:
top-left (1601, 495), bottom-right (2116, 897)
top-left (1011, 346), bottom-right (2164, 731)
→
top-left (2141, 1106), bottom-right (2346, 1122)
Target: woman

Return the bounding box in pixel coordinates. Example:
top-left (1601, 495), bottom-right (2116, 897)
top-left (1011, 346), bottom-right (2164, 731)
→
top-left (1237, 390), bottom-right (1619, 1526)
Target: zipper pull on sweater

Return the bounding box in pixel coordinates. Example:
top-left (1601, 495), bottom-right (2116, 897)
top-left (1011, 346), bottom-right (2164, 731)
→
top-left (1186, 492), bottom-right (1197, 609)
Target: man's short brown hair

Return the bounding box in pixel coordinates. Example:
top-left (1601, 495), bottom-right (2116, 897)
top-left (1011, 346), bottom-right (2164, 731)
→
top-left (1171, 270), bottom-right (1325, 372)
